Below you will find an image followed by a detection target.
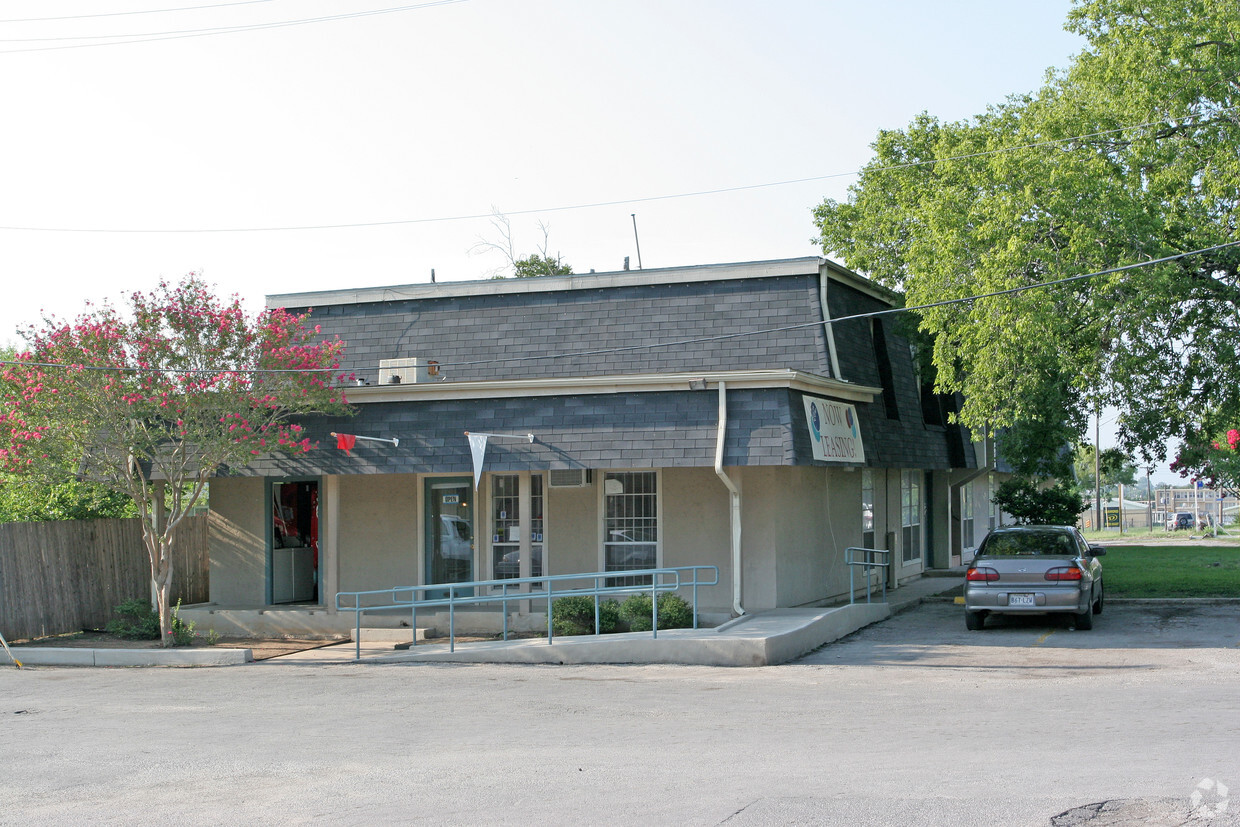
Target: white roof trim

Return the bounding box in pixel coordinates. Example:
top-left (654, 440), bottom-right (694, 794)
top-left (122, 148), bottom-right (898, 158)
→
top-left (342, 369), bottom-right (881, 404)
top-left (268, 256), bottom-right (898, 309)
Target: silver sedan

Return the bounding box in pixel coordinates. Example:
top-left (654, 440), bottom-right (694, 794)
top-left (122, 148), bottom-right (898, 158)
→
top-left (964, 525), bottom-right (1104, 630)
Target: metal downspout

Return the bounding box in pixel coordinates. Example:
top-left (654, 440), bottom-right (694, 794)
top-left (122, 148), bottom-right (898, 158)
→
top-left (715, 381), bottom-right (744, 617)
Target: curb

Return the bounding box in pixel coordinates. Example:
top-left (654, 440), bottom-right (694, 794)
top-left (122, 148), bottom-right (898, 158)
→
top-left (11, 647), bottom-right (253, 667)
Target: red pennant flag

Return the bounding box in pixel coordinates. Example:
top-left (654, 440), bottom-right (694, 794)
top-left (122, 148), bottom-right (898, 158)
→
top-left (336, 433), bottom-right (357, 454)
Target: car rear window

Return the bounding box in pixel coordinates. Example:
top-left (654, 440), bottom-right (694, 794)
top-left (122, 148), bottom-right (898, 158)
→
top-left (981, 532), bottom-right (1076, 556)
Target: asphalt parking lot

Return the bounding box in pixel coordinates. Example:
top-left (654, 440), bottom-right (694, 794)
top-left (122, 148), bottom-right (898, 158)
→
top-left (800, 598), bottom-right (1240, 664)
top-left (3, 600), bottom-right (1239, 826)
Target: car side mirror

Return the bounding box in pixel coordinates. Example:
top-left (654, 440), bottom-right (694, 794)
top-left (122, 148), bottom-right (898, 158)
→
top-left (1088, 545), bottom-right (1106, 557)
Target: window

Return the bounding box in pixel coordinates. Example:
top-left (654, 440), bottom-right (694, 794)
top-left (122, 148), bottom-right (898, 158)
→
top-left (861, 468), bottom-right (875, 549)
top-left (901, 470), bottom-right (921, 564)
top-left (604, 471), bottom-right (657, 585)
top-left (988, 472), bottom-right (998, 531)
top-left (871, 320), bottom-right (899, 419)
top-left (961, 483), bottom-right (975, 549)
top-left (491, 475), bottom-right (519, 580)
top-left (490, 474), bottom-right (544, 582)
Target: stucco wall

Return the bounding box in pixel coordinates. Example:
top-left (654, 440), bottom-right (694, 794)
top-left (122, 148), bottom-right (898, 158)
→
top-left (735, 466), bottom-right (864, 611)
top-left (208, 477), bottom-right (266, 605)
top-left (336, 474), bottom-right (419, 593)
top-left (662, 467), bottom-right (734, 614)
top-left (545, 482), bottom-right (597, 576)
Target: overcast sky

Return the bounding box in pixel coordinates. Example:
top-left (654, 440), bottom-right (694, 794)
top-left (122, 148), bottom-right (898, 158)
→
top-left (4, 1), bottom-right (1159, 473)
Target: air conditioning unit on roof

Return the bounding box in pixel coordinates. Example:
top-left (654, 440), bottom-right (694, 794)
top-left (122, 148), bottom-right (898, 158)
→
top-left (378, 357), bottom-right (439, 385)
top-left (549, 468), bottom-right (592, 488)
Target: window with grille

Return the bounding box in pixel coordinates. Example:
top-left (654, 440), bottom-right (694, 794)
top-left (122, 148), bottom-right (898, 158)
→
top-left (604, 471), bottom-right (657, 586)
top-left (901, 469), bottom-right (922, 564)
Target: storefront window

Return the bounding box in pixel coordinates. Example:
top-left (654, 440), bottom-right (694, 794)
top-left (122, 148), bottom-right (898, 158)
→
top-left (491, 474), bottom-right (544, 582)
top-left (604, 471), bottom-right (657, 585)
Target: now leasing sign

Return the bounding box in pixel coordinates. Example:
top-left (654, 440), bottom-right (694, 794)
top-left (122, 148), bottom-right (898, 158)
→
top-left (803, 396), bottom-right (865, 463)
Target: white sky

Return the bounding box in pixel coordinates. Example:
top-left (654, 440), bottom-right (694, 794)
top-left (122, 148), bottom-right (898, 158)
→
top-left (4, 1), bottom-right (1164, 475)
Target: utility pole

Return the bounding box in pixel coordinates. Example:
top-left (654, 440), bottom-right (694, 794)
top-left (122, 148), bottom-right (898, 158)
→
top-left (1146, 466), bottom-right (1154, 532)
top-left (1094, 406), bottom-right (1102, 532)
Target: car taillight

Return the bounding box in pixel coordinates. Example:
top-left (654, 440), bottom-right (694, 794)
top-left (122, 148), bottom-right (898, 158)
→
top-left (966, 566), bottom-right (999, 582)
top-left (1045, 566), bottom-right (1083, 581)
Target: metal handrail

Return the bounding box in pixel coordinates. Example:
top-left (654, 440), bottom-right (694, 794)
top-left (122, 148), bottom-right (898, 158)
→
top-left (845, 547), bottom-right (890, 604)
top-left (336, 565), bottom-right (720, 660)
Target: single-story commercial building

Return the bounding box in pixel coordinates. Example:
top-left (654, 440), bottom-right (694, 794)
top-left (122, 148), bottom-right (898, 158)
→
top-left (196, 257), bottom-right (1004, 636)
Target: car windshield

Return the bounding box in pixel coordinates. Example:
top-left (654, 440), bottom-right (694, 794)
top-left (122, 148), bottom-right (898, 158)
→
top-left (981, 531), bottom-right (1076, 556)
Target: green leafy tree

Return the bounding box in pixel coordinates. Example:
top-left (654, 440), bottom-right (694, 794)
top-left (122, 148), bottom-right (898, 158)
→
top-left (513, 253), bottom-right (573, 279)
top-left (1172, 428), bottom-right (1240, 492)
top-left (0, 345), bottom-right (138, 521)
top-left (0, 476), bottom-right (137, 522)
top-left (814, 0), bottom-right (1240, 467)
top-left (0, 276), bottom-right (353, 644)
top-left (1074, 446), bottom-right (1138, 494)
top-left (991, 479), bottom-right (1085, 526)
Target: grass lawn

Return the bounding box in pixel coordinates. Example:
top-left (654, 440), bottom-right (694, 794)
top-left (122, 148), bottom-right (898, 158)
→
top-left (1100, 545), bottom-right (1240, 598)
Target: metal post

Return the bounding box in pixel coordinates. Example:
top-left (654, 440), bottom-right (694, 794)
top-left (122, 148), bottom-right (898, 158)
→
top-left (651, 576), bottom-right (658, 639)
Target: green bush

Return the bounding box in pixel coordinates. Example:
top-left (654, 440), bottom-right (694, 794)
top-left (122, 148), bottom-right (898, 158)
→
top-left (619, 592), bottom-right (694, 631)
top-left (551, 595), bottom-right (621, 636)
top-left (105, 599), bottom-right (161, 640)
top-left (104, 598), bottom-right (197, 646)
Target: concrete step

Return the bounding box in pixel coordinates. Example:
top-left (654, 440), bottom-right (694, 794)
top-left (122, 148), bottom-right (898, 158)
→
top-left (355, 627), bottom-right (430, 644)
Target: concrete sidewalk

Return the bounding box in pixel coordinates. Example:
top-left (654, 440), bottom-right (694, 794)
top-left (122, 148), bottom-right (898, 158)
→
top-left (268, 573), bottom-right (965, 667)
top-left (5, 574), bottom-right (964, 669)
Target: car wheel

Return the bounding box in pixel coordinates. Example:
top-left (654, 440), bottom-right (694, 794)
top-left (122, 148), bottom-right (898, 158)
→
top-left (965, 610), bottom-right (986, 631)
top-left (1074, 606), bottom-right (1094, 630)
top-left (1092, 582), bottom-right (1104, 615)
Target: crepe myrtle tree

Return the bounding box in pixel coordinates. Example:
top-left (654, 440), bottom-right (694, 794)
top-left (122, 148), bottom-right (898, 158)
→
top-left (1172, 428), bottom-right (1240, 494)
top-left (0, 276), bottom-right (354, 645)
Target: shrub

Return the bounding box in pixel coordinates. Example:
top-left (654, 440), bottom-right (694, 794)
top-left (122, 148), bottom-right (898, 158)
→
top-left (105, 599), bottom-right (161, 640)
top-left (619, 592), bottom-right (694, 631)
top-left (551, 595), bottom-right (621, 636)
top-left (104, 598), bottom-right (197, 646)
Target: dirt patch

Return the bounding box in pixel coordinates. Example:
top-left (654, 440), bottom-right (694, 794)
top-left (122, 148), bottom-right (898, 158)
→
top-left (10, 630), bottom-right (346, 661)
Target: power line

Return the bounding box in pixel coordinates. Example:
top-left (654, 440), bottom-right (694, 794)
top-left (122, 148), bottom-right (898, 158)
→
top-left (0, 1), bottom-right (277, 24)
top-left (428, 240), bottom-right (1240, 370)
top-left (0, 106), bottom-right (1234, 234)
top-left (6, 241), bottom-right (1237, 375)
top-left (0, 0), bottom-right (468, 53)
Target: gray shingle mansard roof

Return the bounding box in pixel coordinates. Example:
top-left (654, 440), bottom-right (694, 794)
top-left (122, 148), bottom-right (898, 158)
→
top-left (273, 259), bottom-right (834, 384)
top-left (238, 258), bottom-right (974, 476)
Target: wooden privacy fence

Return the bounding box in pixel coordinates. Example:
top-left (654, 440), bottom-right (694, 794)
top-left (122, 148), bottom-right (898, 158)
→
top-left (0, 516), bottom-right (209, 642)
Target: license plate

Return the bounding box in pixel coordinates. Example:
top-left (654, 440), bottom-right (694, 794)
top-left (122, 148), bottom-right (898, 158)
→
top-left (1009, 593), bottom-right (1035, 607)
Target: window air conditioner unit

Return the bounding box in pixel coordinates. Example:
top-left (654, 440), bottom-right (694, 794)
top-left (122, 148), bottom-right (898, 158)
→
top-left (549, 468), bottom-right (592, 488)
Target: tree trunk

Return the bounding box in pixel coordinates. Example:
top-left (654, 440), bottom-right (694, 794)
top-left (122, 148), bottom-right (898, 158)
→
top-left (141, 519), bottom-right (176, 647)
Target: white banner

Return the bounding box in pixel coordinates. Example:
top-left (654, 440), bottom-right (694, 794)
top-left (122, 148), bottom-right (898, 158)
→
top-left (468, 432), bottom-right (488, 490)
top-left (803, 397), bottom-right (865, 463)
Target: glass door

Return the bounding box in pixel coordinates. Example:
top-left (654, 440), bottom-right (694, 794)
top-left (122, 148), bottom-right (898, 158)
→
top-left (424, 478), bottom-right (474, 597)
top-left (270, 480), bottom-right (319, 605)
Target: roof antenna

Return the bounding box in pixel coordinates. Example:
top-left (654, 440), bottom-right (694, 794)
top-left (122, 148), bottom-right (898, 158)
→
top-left (631, 213), bottom-right (643, 269)
top-left (430, 268), bottom-right (436, 283)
